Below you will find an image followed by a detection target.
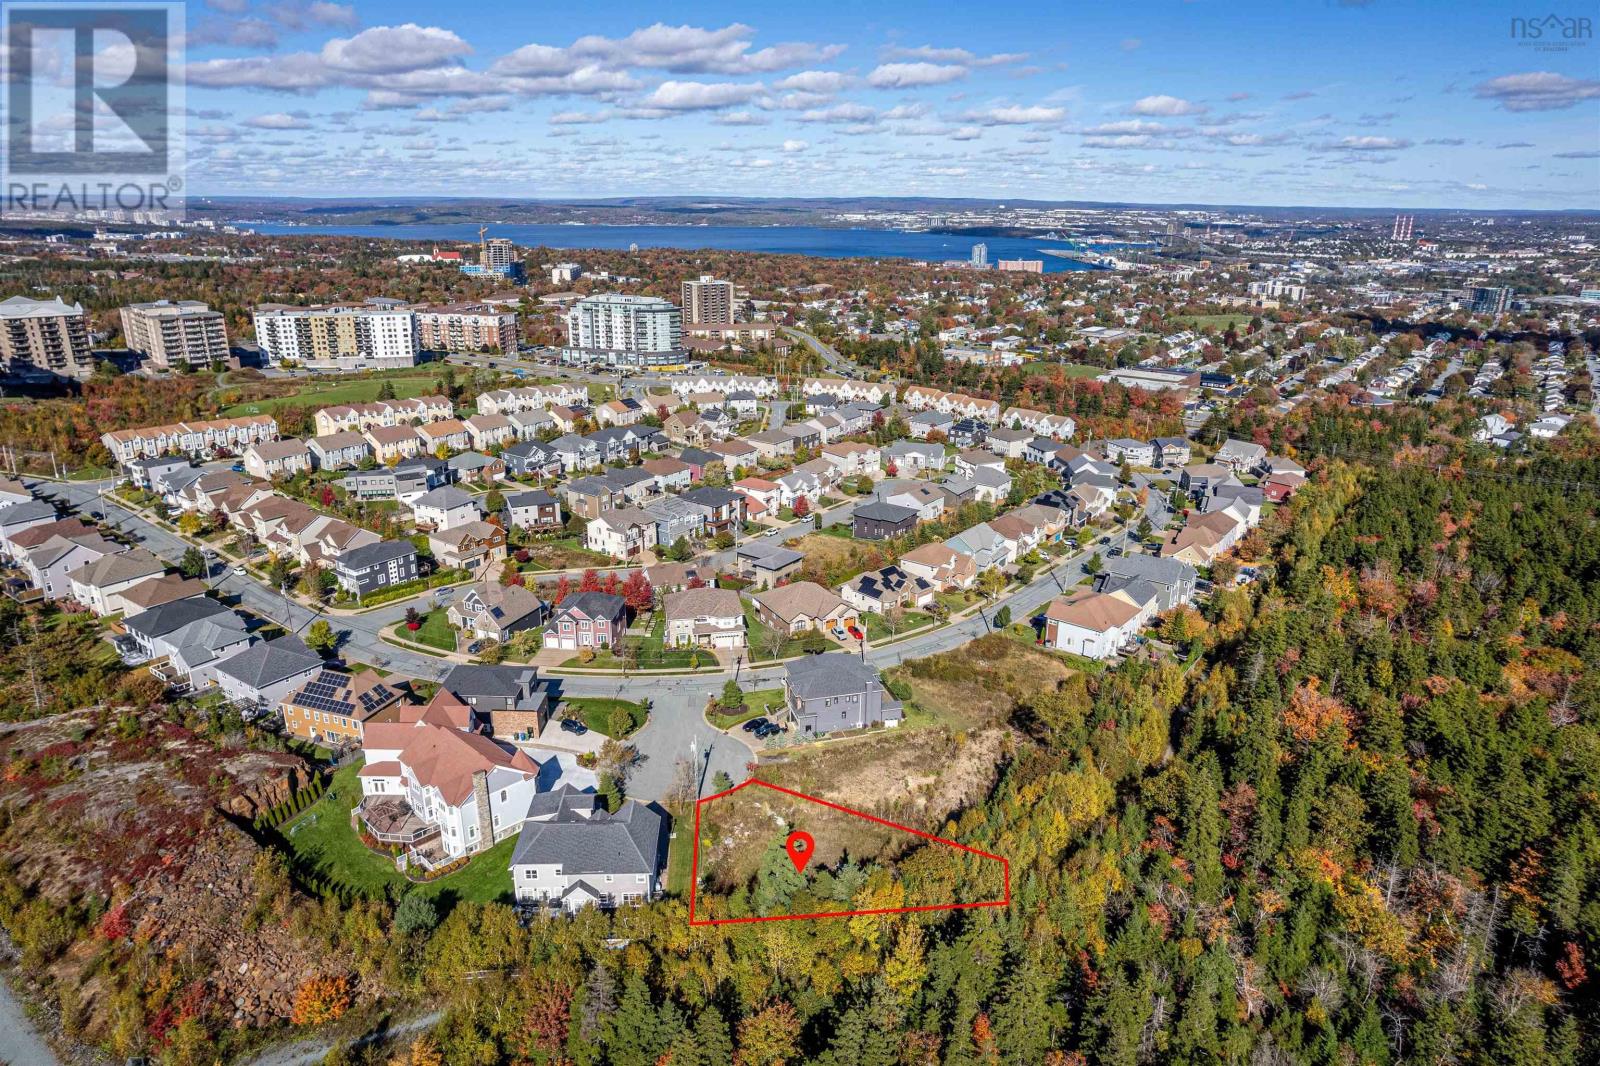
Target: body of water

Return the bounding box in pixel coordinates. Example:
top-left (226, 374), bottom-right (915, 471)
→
top-left (248, 222), bottom-right (1102, 273)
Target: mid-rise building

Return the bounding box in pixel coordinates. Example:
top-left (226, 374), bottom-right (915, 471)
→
top-left (252, 303), bottom-right (420, 370)
top-left (1469, 286), bottom-right (1512, 316)
top-left (0, 295), bottom-right (93, 380)
top-left (550, 262), bottom-right (583, 284)
top-left (416, 303), bottom-right (519, 353)
top-left (681, 275), bottom-right (735, 324)
top-left (461, 237), bottom-right (524, 281)
top-left (563, 294), bottom-right (684, 368)
top-left (120, 300), bottom-right (230, 369)
top-left (996, 259), bottom-right (1043, 273)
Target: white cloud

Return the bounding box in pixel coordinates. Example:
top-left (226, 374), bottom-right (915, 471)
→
top-left (773, 69), bottom-right (853, 93)
top-left (1081, 119), bottom-right (1166, 135)
top-left (965, 104), bottom-right (1065, 125)
top-left (781, 138), bottom-right (809, 152)
top-left (880, 45), bottom-right (1027, 67)
top-left (640, 80), bottom-right (765, 110)
top-left (1316, 135), bottom-right (1412, 151)
top-left (550, 110), bottom-right (612, 125)
top-left (244, 111), bottom-right (313, 129)
top-left (1473, 71), bottom-right (1600, 111)
top-left (1128, 94), bottom-right (1207, 116)
top-left (567, 23), bottom-right (842, 74)
top-left (320, 24), bottom-right (471, 75)
top-left (797, 102), bottom-right (878, 124)
top-left (867, 62), bottom-right (967, 89)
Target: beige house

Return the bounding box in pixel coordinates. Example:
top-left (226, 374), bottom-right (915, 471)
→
top-left (752, 581), bottom-right (855, 635)
top-left (899, 542), bottom-right (977, 590)
top-left (663, 587), bottom-right (746, 649)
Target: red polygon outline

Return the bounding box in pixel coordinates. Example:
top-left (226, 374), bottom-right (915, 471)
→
top-left (687, 777), bottom-right (1011, 925)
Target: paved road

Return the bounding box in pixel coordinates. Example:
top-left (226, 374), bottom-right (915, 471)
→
top-left (246, 1009), bottom-right (444, 1066)
top-left (0, 972), bottom-right (59, 1065)
top-left (783, 326), bottom-right (857, 376)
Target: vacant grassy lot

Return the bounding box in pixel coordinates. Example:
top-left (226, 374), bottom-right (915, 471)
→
top-left (221, 373), bottom-right (441, 416)
top-left (524, 537), bottom-right (613, 570)
top-left (1173, 313), bottom-right (1252, 332)
top-left (886, 632), bottom-right (1079, 732)
top-left (791, 532), bottom-right (892, 587)
top-left (277, 763), bottom-right (513, 905)
top-left (1019, 360), bottom-right (1107, 379)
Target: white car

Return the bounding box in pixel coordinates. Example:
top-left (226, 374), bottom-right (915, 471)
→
top-left (232, 564), bottom-right (246, 576)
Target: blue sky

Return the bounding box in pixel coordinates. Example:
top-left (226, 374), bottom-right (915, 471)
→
top-left (179, 0), bottom-right (1600, 209)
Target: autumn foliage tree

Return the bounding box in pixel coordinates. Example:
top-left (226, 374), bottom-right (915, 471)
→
top-left (291, 973), bottom-right (351, 1026)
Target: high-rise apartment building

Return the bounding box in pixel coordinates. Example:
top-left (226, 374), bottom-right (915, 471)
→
top-left (564, 294), bottom-right (683, 367)
top-left (252, 303), bottom-right (421, 371)
top-left (1391, 215), bottom-right (1414, 241)
top-left (416, 303), bottom-right (520, 353)
top-left (1469, 286), bottom-right (1512, 316)
top-left (120, 300), bottom-right (230, 369)
top-left (681, 275), bottom-right (735, 324)
top-left (0, 295), bottom-right (93, 380)
top-left (971, 243), bottom-right (989, 267)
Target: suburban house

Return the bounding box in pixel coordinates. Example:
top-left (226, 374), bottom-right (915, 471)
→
top-left (1043, 589), bottom-right (1149, 660)
top-left (509, 793), bottom-right (668, 912)
top-left (333, 539), bottom-right (419, 600)
top-left (953, 449), bottom-right (1006, 479)
top-left (342, 458), bottom-right (449, 503)
top-left (364, 424), bottom-right (423, 463)
top-left (639, 457), bottom-right (693, 494)
top-left (1096, 554), bottom-right (1197, 613)
top-left (502, 440), bottom-right (562, 480)
top-left (753, 581), bottom-right (854, 636)
top-left (899, 542), bottom-right (977, 590)
top-left (447, 583), bottom-right (550, 644)
top-left (243, 439), bottom-right (313, 480)
top-left (1152, 437), bottom-right (1192, 466)
top-left (643, 561), bottom-right (708, 594)
top-left (642, 496), bottom-right (709, 549)
top-left (213, 635), bottom-right (325, 715)
top-left (1263, 471), bottom-right (1306, 502)
top-left (428, 520), bottom-right (507, 575)
top-left (23, 532), bottom-right (117, 600)
top-left (1161, 511), bottom-right (1244, 566)
top-left (585, 507), bottom-right (657, 560)
top-left (416, 418), bottom-right (472, 455)
top-left (880, 483), bottom-right (948, 522)
top-left (463, 413), bottom-right (517, 451)
top-left (883, 441), bottom-right (945, 475)
top-left (302, 432), bottom-right (368, 471)
top-left (0, 500), bottom-right (63, 560)
top-left (734, 540), bottom-right (805, 589)
top-left (946, 522), bottom-right (1013, 572)
top-left (542, 591), bottom-right (628, 652)
top-left (782, 653), bottom-right (902, 736)
top-left (1104, 439), bottom-right (1156, 467)
top-left (853, 501), bottom-right (919, 541)
top-left (731, 477), bottom-right (782, 518)
top-left (359, 718), bottom-right (555, 864)
top-left (112, 574), bottom-right (206, 617)
top-left (984, 427), bottom-right (1033, 459)
top-left (67, 548), bottom-right (166, 615)
top-left (440, 664), bottom-right (552, 740)
top-left (597, 398), bottom-right (645, 427)
top-left (841, 565), bottom-right (937, 615)
top-left (680, 487), bottom-right (745, 534)
top-left (448, 452), bottom-right (507, 486)
top-left (122, 595), bottom-right (252, 690)
top-left (281, 668), bottom-right (405, 744)
top-left (1214, 438), bottom-right (1268, 473)
top-left (663, 587), bottom-right (746, 649)
top-left (410, 486), bottom-right (483, 531)
top-left (505, 489), bottom-right (563, 530)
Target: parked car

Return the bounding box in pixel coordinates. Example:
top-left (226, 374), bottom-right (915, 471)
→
top-left (231, 564), bottom-right (246, 575)
top-left (229, 463), bottom-right (244, 473)
top-left (466, 640), bottom-right (485, 655)
top-left (559, 718), bottom-right (588, 735)
top-left (741, 716), bottom-right (770, 733)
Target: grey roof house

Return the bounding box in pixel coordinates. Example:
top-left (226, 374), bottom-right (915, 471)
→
top-left (509, 791), bottom-right (669, 912)
top-left (782, 653), bottom-right (902, 736)
top-left (214, 635), bottom-right (325, 713)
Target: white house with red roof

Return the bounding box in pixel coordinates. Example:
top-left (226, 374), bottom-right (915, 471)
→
top-left (357, 693), bottom-right (561, 864)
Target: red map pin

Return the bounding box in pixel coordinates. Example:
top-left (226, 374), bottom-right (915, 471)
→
top-left (784, 830), bottom-right (814, 874)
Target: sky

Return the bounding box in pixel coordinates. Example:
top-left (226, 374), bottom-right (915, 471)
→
top-left (173, 0), bottom-right (1600, 210)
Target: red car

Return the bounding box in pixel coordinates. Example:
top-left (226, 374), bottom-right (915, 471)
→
top-left (847, 625), bottom-right (864, 641)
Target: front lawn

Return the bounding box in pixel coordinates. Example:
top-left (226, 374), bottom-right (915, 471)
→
top-left (862, 610), bottom-right (934, 642)
top-left (706, 687), bottom-right (786, 729)
top-left (405, 610), bottom-right (458, 651)
top-left (743, 602), bottom-right (830, 662)
top-left (276, 763), bottom-right (513, 906)
top-left (564, 696), bottom-right (648, 737)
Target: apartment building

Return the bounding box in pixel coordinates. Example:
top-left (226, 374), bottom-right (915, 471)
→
top-left (120, 300), bottom-right (230, 369)
top-left (416, 303), bottom-right (519, 353)
top-left (0, 295), bottom-right (93, 379)
top-left (563, 294), bottom-right (683, 367)
top-left (680, 275), bottom-right (734, 324)
top-left (253, 303), bottom-right (420, 370)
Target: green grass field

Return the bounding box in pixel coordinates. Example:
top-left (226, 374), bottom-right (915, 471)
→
top-left (405, 610), bottom-right (458, 651)
top-left (1019, 361), bottom-right (1106, 379)
top-left (277, 764), bottom-right (513, 905)
top-left (563, 696), bottom-right (648, 737)
top-left (222, 374), bottom-right (441, 416)
top-left (706, 687), bottom-right (785, 729)
top-left (1173, 313), bottom-right (1252, 332)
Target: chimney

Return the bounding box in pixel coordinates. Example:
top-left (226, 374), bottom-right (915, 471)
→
top-left (471, 769), bottom-right (494, 852)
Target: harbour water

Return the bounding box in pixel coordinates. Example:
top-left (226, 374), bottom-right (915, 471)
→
top-left (249, 222), bottom-right (1103, 273)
